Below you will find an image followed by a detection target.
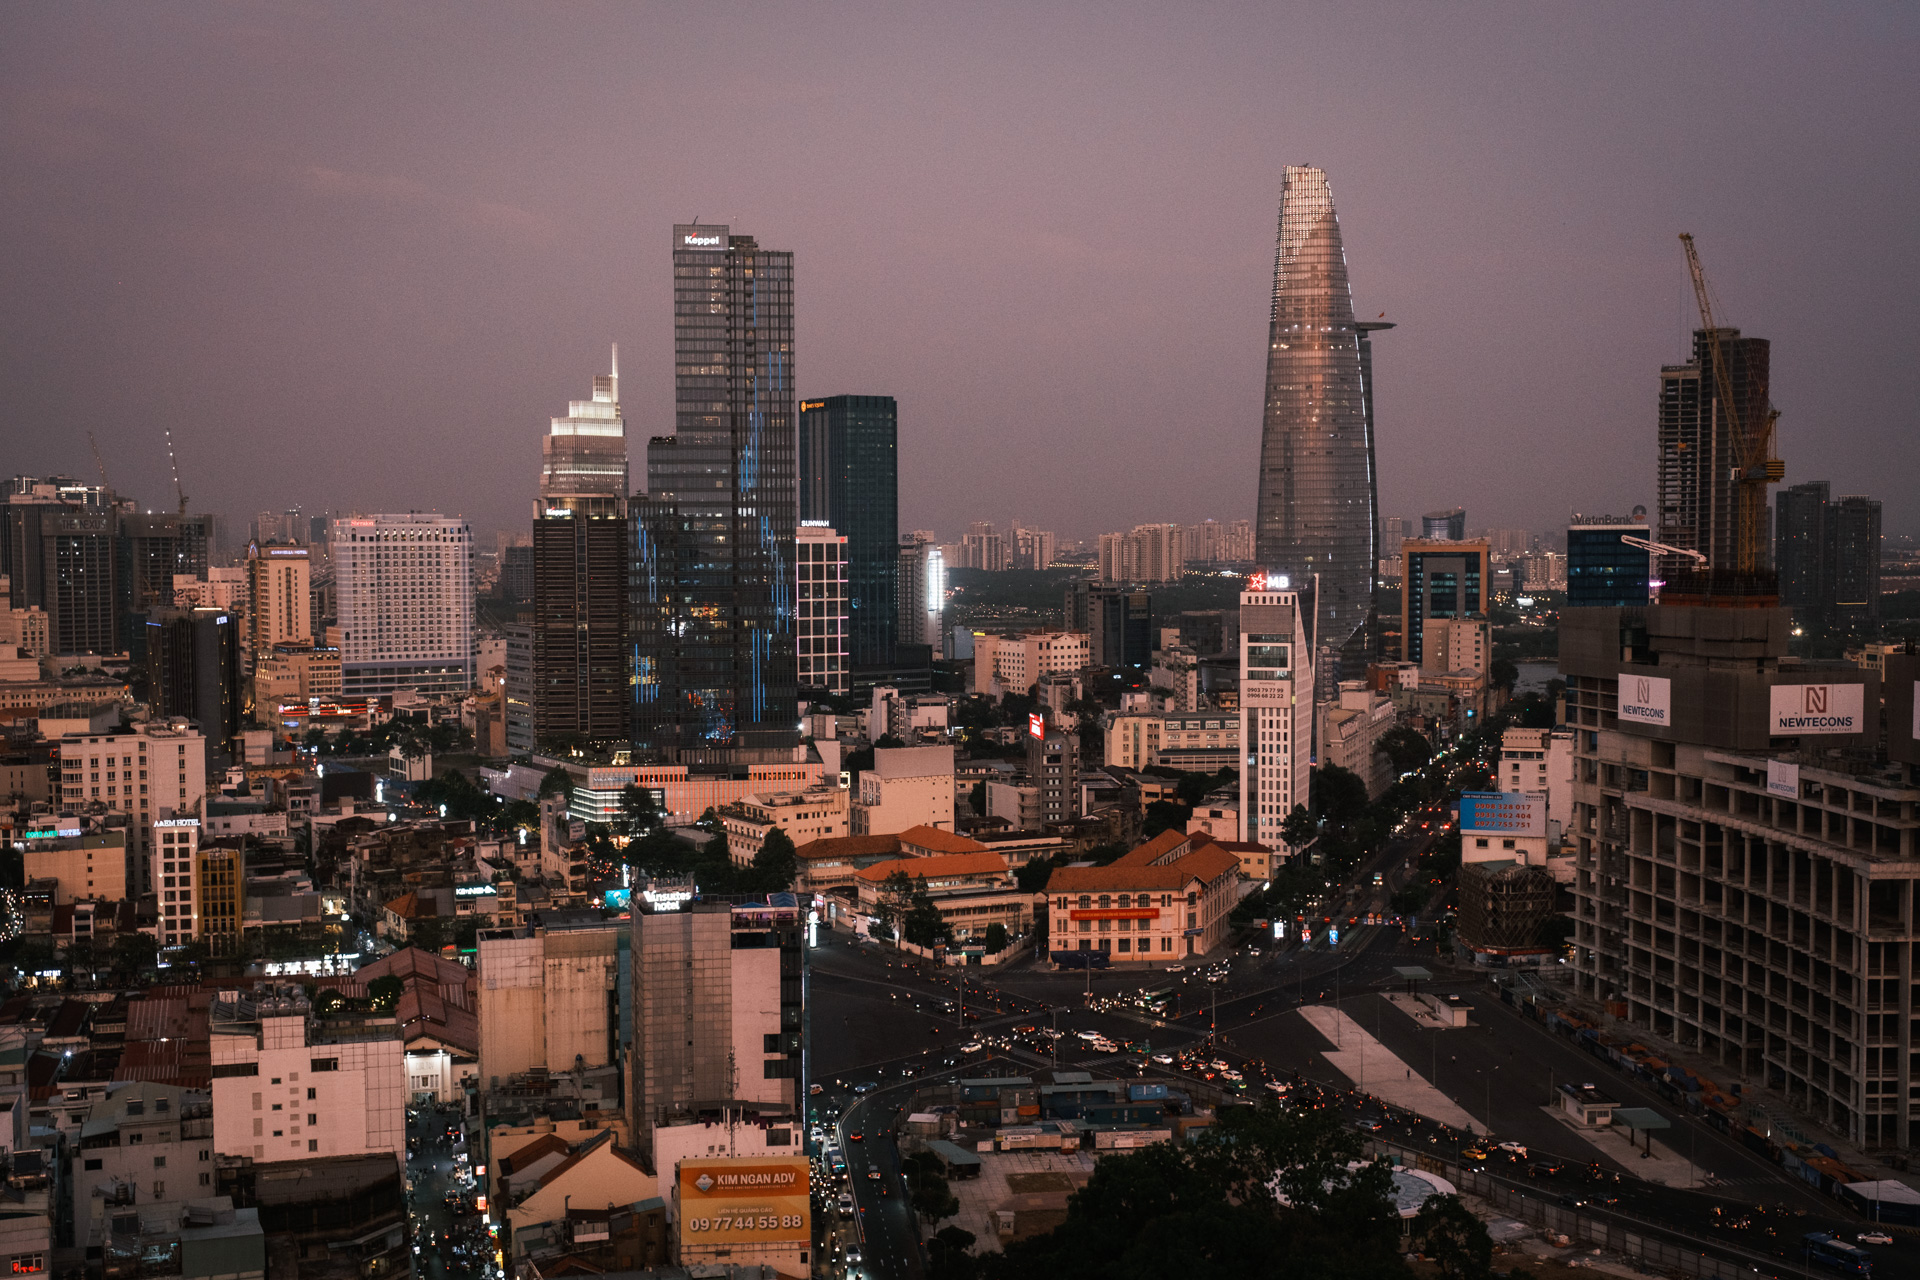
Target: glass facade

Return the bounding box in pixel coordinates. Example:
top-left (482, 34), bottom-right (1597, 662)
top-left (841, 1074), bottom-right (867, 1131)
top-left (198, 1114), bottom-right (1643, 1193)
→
top-left (1401, 542), bottom-right (1487, 667)
top-left (1255, 166), bottom-right (1378, 677)
top-left (1566, 522), bottom-right (1650, 608)
top-left (798, 395), bottom-right (897, 667)
top-left (634, 225), bottom-right (798, 756)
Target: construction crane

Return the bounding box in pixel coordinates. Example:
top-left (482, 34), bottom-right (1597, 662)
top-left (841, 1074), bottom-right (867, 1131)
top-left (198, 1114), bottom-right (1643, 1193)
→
top-left (163, 427), bottom-right (188, 515)
top-left (1620, 534), bottom-right (1704, 601)
top-left (88, 431), bottom-right (110, 489)
top-left (1678, 233), bottom-right (1784, 578)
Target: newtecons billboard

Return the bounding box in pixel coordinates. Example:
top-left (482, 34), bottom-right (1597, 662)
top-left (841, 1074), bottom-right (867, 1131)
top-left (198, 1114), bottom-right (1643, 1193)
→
top-left (676, 1157), bottom-right (810, 1250)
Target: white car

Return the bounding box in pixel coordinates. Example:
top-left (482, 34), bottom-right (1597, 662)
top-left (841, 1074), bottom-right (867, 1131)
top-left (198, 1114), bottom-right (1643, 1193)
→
top-left (1496, 1141), bottom-right (1528, 1158)
top-left (836, 1193), bottom-right (854, 1213)
top-left (1857, 1232), bottom-right (1893, 1246)
top-left (959, 1041), bottom-right (984, 1053)
top-left (1151, 1053), bottom-right (1174, 1065)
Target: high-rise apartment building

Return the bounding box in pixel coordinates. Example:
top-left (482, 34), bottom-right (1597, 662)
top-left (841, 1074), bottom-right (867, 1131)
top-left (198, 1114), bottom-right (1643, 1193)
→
top-left (1254, 166), bottom-right (1385, 676)
top-left (962, 522), bottom-right (1008, 572)
top-left (332, 513), bottom-right (474, 698)
top-left (144, 606), bottom-right (241, 764)
top-left (246, 542), bottom-right (312, 657)
top-left (1025, 712), bottom-right (1080, 825)
top-left (1776, 482), bottom-right (1882, 628)
top-left (896, 535), bottom-right (944, 660)
top-left (628, 897), bottom-right (805, 1161)
top-left (634, 225), bottom-right (797, 757)
top-left (151, 814), bottom-right (243, 951)
top-left (532, 354), bottom-right (629, 748)
top-left (1567, 516), bottom-right (1650, 608)
top-left (1422, 509), bottom-right (1466, 541)
top-left (1239, 580), bottom-right (1312, 848)
top-left (4, 488), bottom-right (121, 655)
top-left (1011, 526), bottom-right (1056, 572)
top-left (1065, 582), bottom-right (1151, 670)
top-left (798, 396), bottom-right (897, 666)
top-left (795, 524), bottom-right (849, 695)
top-left (1657, 327), bottom-right (1775, 581)
top-left (119, 513), bottom-right (211, 650)
top-left (1097, 525), bottom-right (1185, 584)
top-left (1400, 538), bottom-right (1489, 667)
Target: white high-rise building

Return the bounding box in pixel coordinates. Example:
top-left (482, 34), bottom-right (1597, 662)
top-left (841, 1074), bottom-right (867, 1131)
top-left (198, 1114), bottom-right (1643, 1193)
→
top-left (245, 542), bottom-right (312, 658)
top-left (332, 513), bottom-right (474, 697)
top-left (1238, 579), bottom-right (1313, 850)
top-left (57, 720), bottom-right (207, 891)
top-left (796, 524), bottom-right (849, 694)
top-left (897, 535), bottom-right (944, 658)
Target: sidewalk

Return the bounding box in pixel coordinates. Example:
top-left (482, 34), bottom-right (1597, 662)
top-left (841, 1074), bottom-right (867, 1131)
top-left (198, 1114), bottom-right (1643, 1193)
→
top-left (1299, 1006), bottom-right (1479, 1130)
top-left (1536, 1104), bottom-right (1706, 1189)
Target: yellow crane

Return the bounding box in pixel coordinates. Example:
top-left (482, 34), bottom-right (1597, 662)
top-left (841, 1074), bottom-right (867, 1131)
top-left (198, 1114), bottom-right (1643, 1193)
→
top-left (1678, 233), bottom-right (1784, 578)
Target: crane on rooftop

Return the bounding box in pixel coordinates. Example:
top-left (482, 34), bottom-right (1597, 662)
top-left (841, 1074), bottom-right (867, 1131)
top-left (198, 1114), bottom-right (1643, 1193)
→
top-left (164, 427), bottom-right (188, 516)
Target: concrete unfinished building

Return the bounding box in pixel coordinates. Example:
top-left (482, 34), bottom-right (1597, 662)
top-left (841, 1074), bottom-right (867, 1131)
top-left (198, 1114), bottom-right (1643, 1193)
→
top-left (1562, 605), bottom-right (1920, 1148)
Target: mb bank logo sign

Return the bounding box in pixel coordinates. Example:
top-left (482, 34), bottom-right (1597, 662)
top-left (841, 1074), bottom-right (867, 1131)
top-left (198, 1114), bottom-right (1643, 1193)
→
top-left (1617, 674), bottom-right (1671, 727)
top-left (1770, 683), bottom-right (1864, 736)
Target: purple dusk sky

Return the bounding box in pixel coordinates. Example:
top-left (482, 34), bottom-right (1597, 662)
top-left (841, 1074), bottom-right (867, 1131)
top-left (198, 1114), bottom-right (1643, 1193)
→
top-left (3, 3), bottom-right (1916, 544)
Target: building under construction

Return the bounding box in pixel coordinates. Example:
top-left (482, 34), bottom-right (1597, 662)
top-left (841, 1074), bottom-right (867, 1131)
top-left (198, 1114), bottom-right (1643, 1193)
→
top-left (1457, 859), bottom-right (1559, 958)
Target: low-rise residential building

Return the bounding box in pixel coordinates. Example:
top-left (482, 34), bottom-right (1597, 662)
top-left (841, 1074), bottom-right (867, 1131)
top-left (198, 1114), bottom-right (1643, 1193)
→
top-left (973, 631), bottom-right (1090, 698)
top-left (71, 1082), bottom-right (216, 1254)
top-left (208, 987), bottom-right (406, 1173)
top-left (1499, 725), bottom-right (1573, 831)
top-left (1154, 711), bottom-right (1238, 772)
top-left (1105, 713), bottom-right (1161, 771)
top-left (1043, 830), bottom-right (1240, 963)
top-left (854, 745), bottom-right (956, 835)
top-left (1317, 680), bottom-right (1397, 799)
top-left (721, 786), bottom-right (851, 866)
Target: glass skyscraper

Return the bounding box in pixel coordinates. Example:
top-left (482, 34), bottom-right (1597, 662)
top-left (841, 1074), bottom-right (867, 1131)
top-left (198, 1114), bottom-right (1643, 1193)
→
top-left (1566, 515), bottom-right (1651, 608)
top-left (1254, 166), bottom-right (1382, 680)
top-left (634, 225), bottom-right (798, 757)
top-left (798, 394), bottom-right (897, 669)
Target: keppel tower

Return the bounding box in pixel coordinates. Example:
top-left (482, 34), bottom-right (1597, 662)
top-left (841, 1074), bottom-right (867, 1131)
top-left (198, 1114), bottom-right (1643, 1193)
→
top-left (635, 225), bottom-right (798, 757)
top-left (1254, 165), bottom-right (1386, 685)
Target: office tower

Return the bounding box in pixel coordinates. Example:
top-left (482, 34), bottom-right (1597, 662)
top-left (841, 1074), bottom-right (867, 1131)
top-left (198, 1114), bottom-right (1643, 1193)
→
top-left (500, 544), bottom-right (535, 602)
top-left (119, 513), bottom-right (211, 646)
top-left (4, 489), bottom-right (121, 655)
top-left (962, 522), bottom-right (1007, 572)
top-left (1422, 508), bottom-right (1466, 541)
top-left (1657, 327), bottom-right (1774, 581)
top-left (532, 354), bottom-right (629, 748)
top-left (1831, 496), bottom-right (1882, 626)
top-left (628, 897), bottom-right (805, 1160)
top-left (246, 542), bottom-right (312, 657)
top-left (634, 225), bottom-right (797, 757)
top-left (503, 623), bottom-right (534, 754)
top-left (1400, 538), bottom-right (1490, 666)
top-left (1775, 480), bottom-right (1831, 615)
top-left (1566, 516), bottom-right (1651, 608)
top-left (896, 535), bottom-right (944, 659)
top-left (1255, 166), bottom-right (1384, 678)
top-left (144, 606), bottom-right (242, 764)
top-left (795, 524), bottom-right (850, 695)
top-left (798, 396), bottom-right (898, 666)
top-left (331, 513), bottom-right (474, 698)
top-left (1025, 712), bottom-right (1080, 824)
top-left (1066, 582), bottom-right (1151, 670)
top-left (1238, 580), bottom-right (1313, 847)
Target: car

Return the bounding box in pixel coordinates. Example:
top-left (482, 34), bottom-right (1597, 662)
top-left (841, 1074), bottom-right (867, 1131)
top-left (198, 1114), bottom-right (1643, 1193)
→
top-left (867, 1170), bottom-right (881, 1182)
top-left (1152, 1054), bottom-right (1174, 1065)
top-left (959, 1041), bottom-right (984, 1053)
top-left (1858, 1232), bottom-right (1894, 1246)
top-left (1496, 1141), bottom-right (1528, 1158)
top-left (846, 1247), bottom-right (863, 1265)
top-left (852, 1082), bottom-right (877, 1094)
top-left (809, 1083), bottom-right (823, 1095)
top-left (1460, 1147), bottom-right (1488, 1162)
top-left (847, 1131), bottom-right (864, 1142)
top-left (836, 1193), bottom-right (855, 1213)
top-left (1356, 1120), bottom-right (1383, 1133)
top-left (1527, 1159), bottom-right (1565, 1177)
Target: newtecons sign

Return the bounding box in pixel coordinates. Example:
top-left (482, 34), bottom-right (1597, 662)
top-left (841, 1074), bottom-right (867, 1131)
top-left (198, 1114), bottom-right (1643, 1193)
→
top-left (1616, 674), bottom-right (1671, 728)
top-left (676, 1157), bottom-right (810, 1249)
top-left (1770, 683), bottom-right (1865, 736)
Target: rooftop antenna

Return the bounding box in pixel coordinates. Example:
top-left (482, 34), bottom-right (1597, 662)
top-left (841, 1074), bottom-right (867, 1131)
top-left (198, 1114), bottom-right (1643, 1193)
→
top-left (164, 427), bottom-right (188, 515)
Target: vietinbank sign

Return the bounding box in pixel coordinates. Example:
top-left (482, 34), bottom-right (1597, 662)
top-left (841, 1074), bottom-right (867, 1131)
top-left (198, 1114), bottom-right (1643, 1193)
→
top-left (1616, 674), bottom-right (1670, 727)
top-left (1771, 683), bottom-right (1864, 735)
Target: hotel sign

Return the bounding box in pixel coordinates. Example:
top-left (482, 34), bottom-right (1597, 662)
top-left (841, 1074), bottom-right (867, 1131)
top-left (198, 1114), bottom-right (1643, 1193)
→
top-left (1770, 683), bottom-right (1864, 736)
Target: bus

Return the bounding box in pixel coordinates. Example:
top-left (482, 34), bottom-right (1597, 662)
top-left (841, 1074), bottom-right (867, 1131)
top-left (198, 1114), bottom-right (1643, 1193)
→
top-left (1804, 1233), bottom-right (1871, 1278)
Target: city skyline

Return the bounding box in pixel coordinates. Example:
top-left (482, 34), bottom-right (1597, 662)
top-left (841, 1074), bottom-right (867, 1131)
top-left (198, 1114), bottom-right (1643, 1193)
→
top-left (4, 6), bottom-right (1915, 545)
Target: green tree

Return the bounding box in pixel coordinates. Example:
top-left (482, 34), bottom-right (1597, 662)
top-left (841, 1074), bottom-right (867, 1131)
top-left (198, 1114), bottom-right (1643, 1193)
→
top-left (1142, 798), bottom-right (1189, 839)
top-left (928, 1225), bottom-right (978, 1280)
top-left (1279, 804), bottom-right (1317, 851)
top-left (876, 870), bottom-right (914, 941)
top-left (536, 766), bottom-right (575, 801)
top-left (982, 922), bottom-right (1010, 954)
top-left (1379, 726), bottom-right (1432, 775)
top-left (1014, 855), bottom-right (1056, 893)
top-left (108, 931), bottom-right (158, 975)
top-left (1488, 656), bottom-right (1519, 693)
top-left (968, 779), bottom-right (987, 816)
top-left (912, 1176), bottom-right (960, 1223)
top-left (752, 827), bottom-right (799, 893)
top-left (618, 783), bottom-right (659, 837)
top-left (628, 825), bottom-right (690, 875)
top-left (1413, 1194), bottom-right (1493, 1280)
top-left (902, 877), bottom-right (950, 949)
top-left (367, 975), bottom-right (405, 1012)
top-left (1311, 764), bottom-right (1370, 829)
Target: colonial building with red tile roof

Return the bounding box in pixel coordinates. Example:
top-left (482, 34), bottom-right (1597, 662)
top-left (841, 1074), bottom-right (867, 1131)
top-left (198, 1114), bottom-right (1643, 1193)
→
top-left (1043, 830), bottom-right (1241, 963)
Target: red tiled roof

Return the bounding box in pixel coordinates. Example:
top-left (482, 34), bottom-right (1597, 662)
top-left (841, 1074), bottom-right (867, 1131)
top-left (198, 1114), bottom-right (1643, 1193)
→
top-left (896, 826), bottom-right (986, 854)
top-left (854, 851), bottom-right (1007, 884)
top-left (1045, 840), bottom-right (1239, 893)
top-left (794, 834), bottom-right (900, 862)
top-left (1109, 829), bottom-right (1193, 868)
